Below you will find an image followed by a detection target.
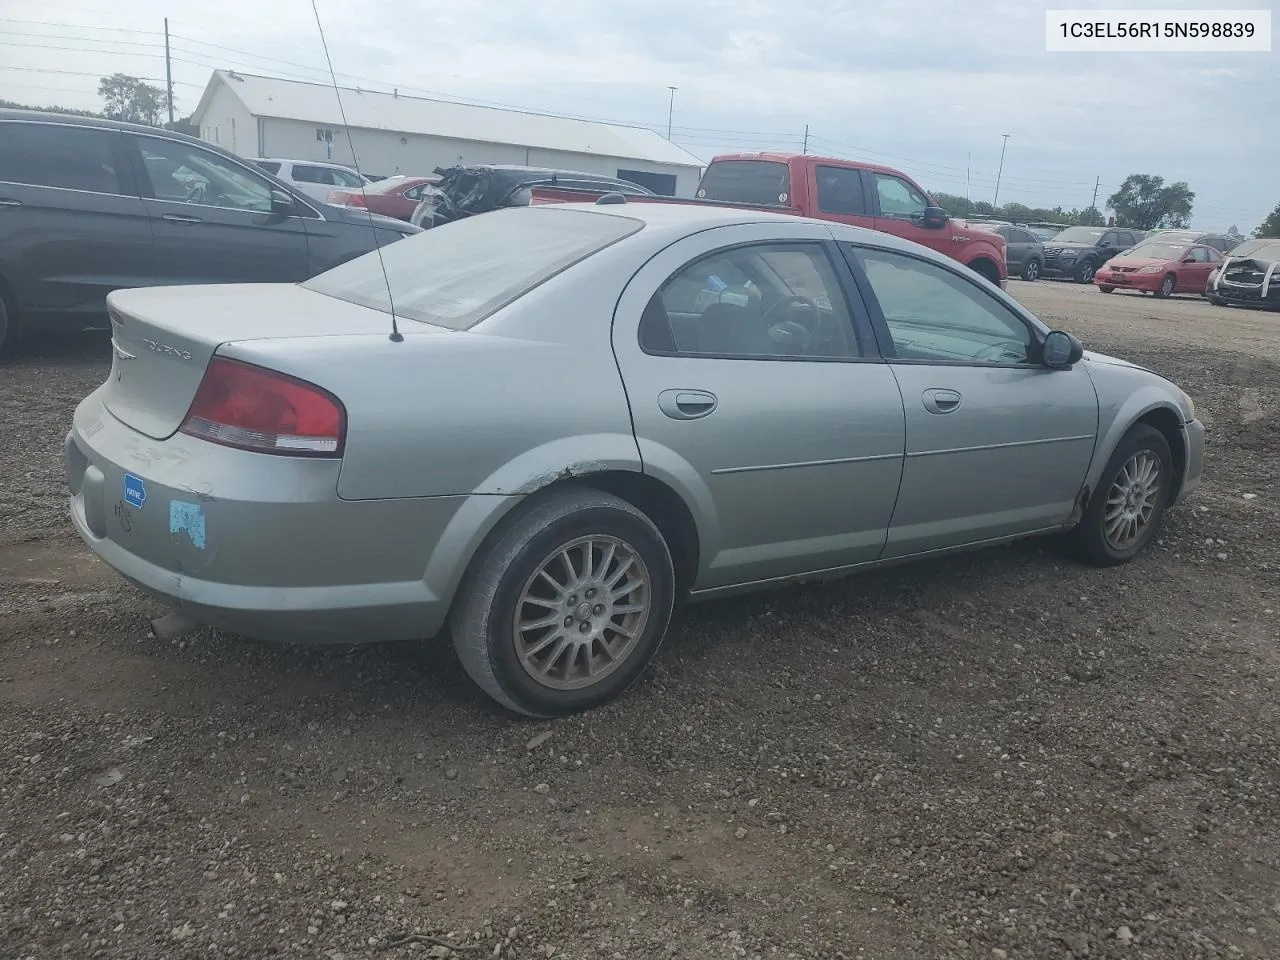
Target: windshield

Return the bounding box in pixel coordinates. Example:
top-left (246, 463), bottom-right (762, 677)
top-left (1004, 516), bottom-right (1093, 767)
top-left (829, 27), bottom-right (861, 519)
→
top-left (1232, 240), bottom-right (1280, 261)
top-left (1123, 241), bottom-right (1190, 261)
top-left (697, 160), bottom-right (791, 205)
top-left (302, 207), bottom-right (642, 330)
top-left (1051, 227), bottom-right (1105, 243)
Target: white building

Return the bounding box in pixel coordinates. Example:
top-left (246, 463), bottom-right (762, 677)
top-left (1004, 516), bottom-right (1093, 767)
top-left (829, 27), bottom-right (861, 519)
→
top-left (190, 70), bottom-right (704, 197)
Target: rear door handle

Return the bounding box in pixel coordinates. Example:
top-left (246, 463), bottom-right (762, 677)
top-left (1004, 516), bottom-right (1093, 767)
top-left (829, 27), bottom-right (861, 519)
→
top-left (922, 388), bottom-right (962, 415)
top-left (658, 389), bottom-right (718, 420)
top-left (0, 198), bottom-right (22, 207)
top-left (162, 213), bottom-right (203, 223)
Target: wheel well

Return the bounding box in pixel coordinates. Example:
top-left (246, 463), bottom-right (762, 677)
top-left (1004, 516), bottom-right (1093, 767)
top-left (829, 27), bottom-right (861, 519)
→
top-left (574, 471), bottom-right (700, 595)
top-left (969, 258), bottom-right (1000, 284)
top-left (1136, 407), bottom-right (1187, 501)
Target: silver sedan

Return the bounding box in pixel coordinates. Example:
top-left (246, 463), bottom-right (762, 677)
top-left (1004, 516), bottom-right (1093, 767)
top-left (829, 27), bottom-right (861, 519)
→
top-left (66, 201), bottom-right (1205, 717)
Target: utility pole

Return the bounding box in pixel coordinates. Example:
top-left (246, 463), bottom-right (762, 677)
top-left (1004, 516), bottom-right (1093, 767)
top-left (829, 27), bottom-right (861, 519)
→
top-left (163, 17), bottom-right (175, 127)
top-left (666, 86), bottom-right (677, 140)
top-left (802, 124), bottom-right (809, 155)
top-left (992, 133), bottom-right (1010, 208)
top-left (1089, 175), bottom-right (1101, 212)
top-left (966, 152), bottom-right (971, 206)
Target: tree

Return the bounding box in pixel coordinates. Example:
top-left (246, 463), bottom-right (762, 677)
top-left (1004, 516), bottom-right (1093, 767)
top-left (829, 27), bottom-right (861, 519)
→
top-left (1253, 202), bottom-right (1280, 238)
top-left (1106, 174), bottom-right (1194, 230)
top-left (98, 73), bottom-right (168, 126)
top-left (0, 97), bottom-right (101, 118)
top-left (1075, 206), bottom-right (1105, 226)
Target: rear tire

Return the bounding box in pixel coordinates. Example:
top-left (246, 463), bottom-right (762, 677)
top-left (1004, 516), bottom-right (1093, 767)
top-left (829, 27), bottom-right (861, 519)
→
top-left (1155, 274), bottom-right (1175, 299)
top-left (449, 487), bottom-right (675, 718)
top-left (1067, 424), bottom-right (1173, 567)
top-left (1021, 258), bottom-right (1042, 282)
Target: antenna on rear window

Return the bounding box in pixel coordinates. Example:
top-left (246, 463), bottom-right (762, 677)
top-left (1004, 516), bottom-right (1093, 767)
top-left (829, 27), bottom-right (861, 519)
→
top-left (309, 0), bottom-right (404, 343)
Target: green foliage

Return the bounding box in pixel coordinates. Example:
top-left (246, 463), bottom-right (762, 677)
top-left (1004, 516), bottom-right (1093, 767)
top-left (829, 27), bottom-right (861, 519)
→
top-left (1105, 174), bottom-right (1194, 230)
top-left (0, 98), bottom-right (101, 118)
top-left (929, 191), bottom-right (1102, 227)
top-left (98, 73), bottom-right (169, 126)
top-left (1253, 202), bottom-right (1280, 239)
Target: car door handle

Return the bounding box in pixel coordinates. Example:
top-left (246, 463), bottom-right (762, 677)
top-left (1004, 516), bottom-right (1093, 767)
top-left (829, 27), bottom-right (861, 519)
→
top-left (0, 198), bottom-right (22, 207)
top-left (162, 213), bottom-right (203, 223)
top-left (658, 389), bottom-right (718, 420)
top-left (922, 388), bottom-right (962, 414)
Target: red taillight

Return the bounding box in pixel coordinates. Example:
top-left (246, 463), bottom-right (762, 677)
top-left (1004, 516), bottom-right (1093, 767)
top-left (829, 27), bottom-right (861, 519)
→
top-left (180, 357), bottom-right (346, 457)
top-left (345, 193), bottom-right (367, 208)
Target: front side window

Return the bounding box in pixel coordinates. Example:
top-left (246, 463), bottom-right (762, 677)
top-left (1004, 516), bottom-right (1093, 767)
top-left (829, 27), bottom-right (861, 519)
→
top-left (873, 174), bottom-right (928, 220)
top-left (136, 137), bottom-right (274, 212)
top-left (1187, 247), bottom-right (1210, 263)
top-left (640, 242), bottom-right (860, 360)
top-left (815, 165), bottom-right (866, 216)
top-left (850, 246), bottom-right (1034, 365)
top-left (0, 122), bottom-right (125, 195)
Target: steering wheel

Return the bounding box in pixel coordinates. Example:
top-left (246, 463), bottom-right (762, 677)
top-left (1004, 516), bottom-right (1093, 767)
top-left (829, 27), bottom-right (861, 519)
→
top-left (760, 295), bottom-right (822, 346)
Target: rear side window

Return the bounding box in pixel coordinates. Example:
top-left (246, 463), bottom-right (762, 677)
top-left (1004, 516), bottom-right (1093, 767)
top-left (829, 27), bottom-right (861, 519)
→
top-left (815, 165), bottom-right (866, 216)
top-left (291, 165), bottom-right (328, 184)
top-left (254, 160), bottom-right (282, 175)
top-left (697, 160), bottom-right (791, 205)
top-left (303, 207), bottom-right (643, 330)
top-left (0, 122), bottom-right (125, 195)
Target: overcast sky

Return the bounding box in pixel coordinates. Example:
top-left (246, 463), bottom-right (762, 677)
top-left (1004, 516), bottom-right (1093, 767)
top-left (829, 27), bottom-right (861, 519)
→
top-left (2, 0), bottom-right (1276, 231)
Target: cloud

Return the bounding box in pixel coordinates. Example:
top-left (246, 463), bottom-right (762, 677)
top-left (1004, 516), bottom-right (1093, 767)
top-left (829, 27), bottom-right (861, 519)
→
top-left (2, 0), bottom-right (1276, 230)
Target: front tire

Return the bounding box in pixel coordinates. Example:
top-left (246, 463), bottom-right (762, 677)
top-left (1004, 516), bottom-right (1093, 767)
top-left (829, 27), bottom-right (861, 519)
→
top-left (1098, 285), bottom-right (1115, 294)
top-left (1155, 274), bottom-right (1176, 299)
top-left (449, 487), bottom-right (675, 718)
top-left (1075, 259), bottom-right (1097, 284)
top-left (1021, 258), bottom-right (1042, 282)
top-left (1067, 424), bottom-right (1173, 567)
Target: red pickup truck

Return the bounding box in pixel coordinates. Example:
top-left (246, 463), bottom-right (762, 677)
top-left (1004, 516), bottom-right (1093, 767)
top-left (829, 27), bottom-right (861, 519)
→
top-left (533, 152), bottom-right (1007, 287)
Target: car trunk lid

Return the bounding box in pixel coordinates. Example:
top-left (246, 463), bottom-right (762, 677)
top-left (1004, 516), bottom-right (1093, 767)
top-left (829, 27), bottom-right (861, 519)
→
top-left (103, 283), bottom-right (404, 440)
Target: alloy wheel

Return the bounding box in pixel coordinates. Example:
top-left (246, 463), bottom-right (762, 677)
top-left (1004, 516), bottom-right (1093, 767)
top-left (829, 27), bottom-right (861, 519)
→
top-left (1103, 452), bottom-right (1162, 551)
top-left (513, 535), bottom-right (651, 691)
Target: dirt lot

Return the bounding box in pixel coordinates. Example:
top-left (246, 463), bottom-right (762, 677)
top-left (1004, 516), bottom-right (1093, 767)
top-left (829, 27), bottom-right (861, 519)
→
top-left (2, 282), bottom-right (1277, 960)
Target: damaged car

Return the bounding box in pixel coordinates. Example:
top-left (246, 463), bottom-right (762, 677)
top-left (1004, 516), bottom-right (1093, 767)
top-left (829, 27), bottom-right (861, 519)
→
top-left (408, 165), bottom-right (654, 228)
top-left (1204, 238), bottom-right (1280, 310)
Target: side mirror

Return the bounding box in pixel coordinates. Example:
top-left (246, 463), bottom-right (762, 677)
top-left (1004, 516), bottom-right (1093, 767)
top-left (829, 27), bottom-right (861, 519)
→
top-left (921, 206), bottom-right (948, 229)
top-left (270, 189), bottom-right (296, 215)
top-left (1042, 330), bottom-right (1084, 368)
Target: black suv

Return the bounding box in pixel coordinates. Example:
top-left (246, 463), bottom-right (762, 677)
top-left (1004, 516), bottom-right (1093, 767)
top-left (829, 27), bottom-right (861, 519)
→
top-left (0, 110), bottom-right (419, 351)
top-left (1041, 226), bottom-right (1145, 283)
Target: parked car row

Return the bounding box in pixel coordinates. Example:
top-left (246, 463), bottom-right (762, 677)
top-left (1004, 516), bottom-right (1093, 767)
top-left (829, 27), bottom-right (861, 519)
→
top-left (0, 110), bottom-right (420, 351)
top-left (1092, 235), bottom-right (1280, 310)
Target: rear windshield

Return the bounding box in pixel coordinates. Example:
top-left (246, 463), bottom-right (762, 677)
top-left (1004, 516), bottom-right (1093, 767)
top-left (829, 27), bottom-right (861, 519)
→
top-left (696, 160), bottom-right (791, 205)
top-left (1051, 227), bottom-right (1105, 243)
top-left (302, 207), bottom-right (643, 330)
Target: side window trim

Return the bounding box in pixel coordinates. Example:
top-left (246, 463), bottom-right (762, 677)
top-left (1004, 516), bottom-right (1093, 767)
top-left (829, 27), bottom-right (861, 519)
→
top-left (838, 241), bottom-right (1046, 368)
top-left (637, 238), bottom-right (881, 364)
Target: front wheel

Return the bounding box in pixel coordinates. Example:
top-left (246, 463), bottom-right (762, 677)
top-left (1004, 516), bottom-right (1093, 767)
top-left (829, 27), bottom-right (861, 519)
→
top-left (1021, 258), bottom-right (1042, 282)
top-left (1155, 274), bottom-right (1176, 299)
top-left (1075, 260), bottom-right (1096, 283)
top-left (1098, 285), bottom-right (1115, 294)
top-left (1067, 424), bottom-right (1173, 567)
top-left (449, 487), bottom-right (676, 718)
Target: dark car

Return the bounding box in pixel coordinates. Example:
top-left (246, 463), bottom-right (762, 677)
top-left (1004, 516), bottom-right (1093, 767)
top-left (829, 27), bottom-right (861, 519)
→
top-left (408, 164), bottom-right (654, 229)
top-left (1041, 226), bottom-right (1145, 283)
top-left (0, 110), bottom-right (419, 351)
top-left (1144, 228), bottom-right (1242, 255)
top-left (977, 223), bottom-right (1046, 281)
top-left (1204, 237), bottom-right (1280, 310)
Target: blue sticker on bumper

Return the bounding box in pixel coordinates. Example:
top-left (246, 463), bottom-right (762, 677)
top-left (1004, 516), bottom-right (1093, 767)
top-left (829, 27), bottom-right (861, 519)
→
top-left (169, 500), bottom-right (207, 550)
top-left (123, 473), bottom-right (147, 509)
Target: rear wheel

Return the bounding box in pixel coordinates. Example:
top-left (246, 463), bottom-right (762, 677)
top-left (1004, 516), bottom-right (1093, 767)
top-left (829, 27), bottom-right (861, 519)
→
top-left (1067, 424), bottom-right (1172, 567)
top-left (449, 487), bottom-right (675, 718)
top-left (1075, 259), bottom-right (1096, 283)
top-left (1155, 274), bottom-right (1176, 299)
top-left (1021, 258), bottom-right (1042, 282)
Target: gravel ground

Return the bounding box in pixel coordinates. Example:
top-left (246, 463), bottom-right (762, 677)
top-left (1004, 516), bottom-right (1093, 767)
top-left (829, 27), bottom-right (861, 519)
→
top-left (1, 283), bottom-right (1278, 960)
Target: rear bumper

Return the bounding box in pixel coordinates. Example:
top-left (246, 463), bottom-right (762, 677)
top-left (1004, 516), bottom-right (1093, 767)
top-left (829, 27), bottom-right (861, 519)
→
top-left (64, 387), bottom-right (502, 644)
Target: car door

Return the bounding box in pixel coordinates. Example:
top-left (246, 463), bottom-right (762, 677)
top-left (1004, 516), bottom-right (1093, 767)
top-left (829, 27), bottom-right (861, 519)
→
top-left (0, 119), bottom-right (155, 323)
top-left (1179, 245), bottom-right (1218, 291)
top-left (1000, 227), bottom-right (1026, 271)
top-left (611, 221), bottom-right (906, 590)
top-left (126, 133), bottom-right (312, 285)
top-left (842, 242), bottom-right (1098, 558)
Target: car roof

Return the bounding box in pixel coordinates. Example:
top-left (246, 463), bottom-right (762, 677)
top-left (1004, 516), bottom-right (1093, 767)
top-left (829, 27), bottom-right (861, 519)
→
top-left (0, 108), bottom-right (217, 145)
top-left (260, 158), bottom-right (360, 170)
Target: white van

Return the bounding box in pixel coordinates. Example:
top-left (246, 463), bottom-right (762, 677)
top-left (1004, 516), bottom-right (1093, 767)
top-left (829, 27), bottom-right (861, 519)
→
top-left (251, 159), bottom-right (369, 204)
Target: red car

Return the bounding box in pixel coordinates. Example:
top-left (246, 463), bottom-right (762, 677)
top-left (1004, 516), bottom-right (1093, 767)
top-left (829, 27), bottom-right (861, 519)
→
top-left (1094, 238), bottom-right (1224, 298)
top-left (327, 175), bottom-right (440, 222)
